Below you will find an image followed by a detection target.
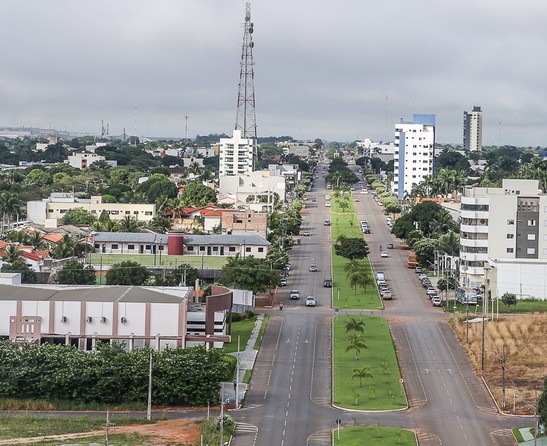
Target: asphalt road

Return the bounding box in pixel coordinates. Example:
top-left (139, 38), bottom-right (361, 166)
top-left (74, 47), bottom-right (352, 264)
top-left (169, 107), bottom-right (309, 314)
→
top-left (232, 162), bottom-right (531, 446)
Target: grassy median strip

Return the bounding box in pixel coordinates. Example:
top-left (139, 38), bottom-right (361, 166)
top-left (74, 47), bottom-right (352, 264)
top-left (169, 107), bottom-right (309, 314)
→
top-left (333, 315), bottom-right (407, 410)
top-left (332, 248), bottom-right (382, 310)
top-left (334, 425), bottom-right (417, 445)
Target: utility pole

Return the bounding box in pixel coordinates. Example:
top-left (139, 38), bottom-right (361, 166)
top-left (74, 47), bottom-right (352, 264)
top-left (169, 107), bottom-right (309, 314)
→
top-left (147, 351), bottom-right (153, 421)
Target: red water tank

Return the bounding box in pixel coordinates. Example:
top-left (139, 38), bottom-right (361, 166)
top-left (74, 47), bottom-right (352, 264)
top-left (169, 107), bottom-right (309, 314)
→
top-left (167, 231), bottom-right (184, 255)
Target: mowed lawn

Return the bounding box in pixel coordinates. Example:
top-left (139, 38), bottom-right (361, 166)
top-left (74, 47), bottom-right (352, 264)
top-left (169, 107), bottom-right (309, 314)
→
top-left (333, 315), bottom-right (407, 410)
top-left (330, 197), bottom-right (362, 240)
top-left (334, 426), bottom-right (417, 445)
top-left (89, 253), bottom-right (228, 269)
top-left (332, 248), bottom-right (382, 310)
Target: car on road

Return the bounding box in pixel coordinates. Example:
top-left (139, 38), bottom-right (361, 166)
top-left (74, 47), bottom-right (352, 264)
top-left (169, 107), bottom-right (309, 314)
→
top-left (381, 251), bottom-right (388, 258)
top-left (376, 272), bottom-right (385, 281)
top-left (387, 243), bottom-right (394, 249)
top-left (381, 289), bottom-right (393, 300)
top-left (354, 198), bottom-right (360, 202)
top-left (431, 296), bottom-right (442, 306)
top-left (303, 231), bottom-right (311, 236)
top-left (426, 287), bottom-right (437, 296)
top-left (323, 277), bottom-right (333, 287)
top-left (324, 220), bottom-right (331, 226)
top-left (280, 278), bottom-right (287, 286)
top-left (309, 264), bottom-right (318, 272)
top-left (305, 295), bottom-right (317, 307)
top-left (290, 289), bottom-right (300, 300)
top-left (363, 227), bottom-right (371, 234)
top-left (415, 267), bottom-right (423, 273)
top-left (325, 202), bottom-right (331, 207)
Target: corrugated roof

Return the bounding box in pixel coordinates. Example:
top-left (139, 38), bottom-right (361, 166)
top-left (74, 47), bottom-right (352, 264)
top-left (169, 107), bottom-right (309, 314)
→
top-left (93, 232), bottom-right (168, 244)
top-left (0, 284), bottom-right (191, 303)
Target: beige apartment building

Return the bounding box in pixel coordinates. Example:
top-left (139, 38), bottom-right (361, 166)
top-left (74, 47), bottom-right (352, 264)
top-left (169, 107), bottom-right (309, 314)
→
top-left (27, 193), bottom-right (156, 226)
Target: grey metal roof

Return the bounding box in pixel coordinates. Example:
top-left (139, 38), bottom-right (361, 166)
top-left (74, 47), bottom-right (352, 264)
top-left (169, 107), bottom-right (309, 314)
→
top-left (0, 284), bottom-right (190, 303)
top-left (183, 234), bottom-right (270, 246)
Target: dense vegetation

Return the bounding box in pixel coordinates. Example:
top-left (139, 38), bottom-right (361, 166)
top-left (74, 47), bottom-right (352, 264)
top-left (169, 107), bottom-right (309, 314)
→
top-left (0, 342), bottom-right (234, 406)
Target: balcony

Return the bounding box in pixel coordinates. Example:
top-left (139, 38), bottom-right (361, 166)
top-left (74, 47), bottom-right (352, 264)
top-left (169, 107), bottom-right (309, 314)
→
top-left (460, 210), bottom-right (489, 220)
top-left (461, 224), bottom-right (489, 234)
top-left (460, 252), bottom-right (488, 263)
top-left (460, 238), bottom-right (488, 248)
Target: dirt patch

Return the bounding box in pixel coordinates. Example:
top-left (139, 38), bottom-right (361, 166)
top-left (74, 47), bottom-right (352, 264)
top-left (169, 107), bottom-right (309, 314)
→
top-left (112, 419), bottom-right (201, 445)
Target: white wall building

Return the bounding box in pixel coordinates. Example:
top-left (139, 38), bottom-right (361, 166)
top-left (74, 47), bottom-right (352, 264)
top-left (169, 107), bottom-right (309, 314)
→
top-left (392, 114), bottom-right (436, 199)
top-left (27, 193), bottom-right (156, 226)
top-left (218, 130), bottom-right (255, 176)
top-left (463, 106), bottom-right (483, 152)
top-left (219, 170), bottom-right (286, 210)
top-left (460, 179), bottom-right (547, 299)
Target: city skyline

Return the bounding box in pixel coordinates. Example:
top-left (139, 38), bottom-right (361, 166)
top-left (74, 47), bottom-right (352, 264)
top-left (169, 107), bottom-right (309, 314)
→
top-left (1, 1), bottom-right (547, 146)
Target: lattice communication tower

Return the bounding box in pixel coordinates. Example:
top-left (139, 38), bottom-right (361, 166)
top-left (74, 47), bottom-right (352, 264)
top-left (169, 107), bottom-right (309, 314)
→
top-left (235, 3), bottom-right (258, 165)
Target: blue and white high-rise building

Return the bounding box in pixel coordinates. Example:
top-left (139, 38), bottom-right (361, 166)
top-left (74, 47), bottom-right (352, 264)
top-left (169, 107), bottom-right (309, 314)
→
top-left (392, 114), bottom-right (436, 199)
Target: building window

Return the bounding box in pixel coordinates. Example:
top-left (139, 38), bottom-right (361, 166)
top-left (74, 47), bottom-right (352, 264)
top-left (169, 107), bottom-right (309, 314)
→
top-left (159, 245), bottom-right (164, 251)
top-left (212, 246), bottom-right (219, 252)
top-left (527, 248), bottom-right (536, 255)
top-left (245, 247), bottom-right (251, 252)
top-left (507, 219), bottom-right (515, 225)
top-left (199, 246), bottom-right (206, 252)
top-left (528, 219), bottom-right (536, 226)
top-left (506, 234), bottom-right (514, 239)
top-left (527, 234), bottom-right (536, 241)
top-left (145, 211), bottom-right (153, 216)
top-left (133, 211), bottom-right (139, 215)
top-left (258, 247), bottom-right (264, 253)
top-left (112, 244), bottom-right (119, 250)
top-left (186, 246), bottom-right (194, 252)
top-left (145, 245), bottom-right (151, 250)
top-left (128, 244), bottom-right (135, 250)
top-left (48, 209), bottom-right (54, 213)
top-left (506, 248), bottom-right (514, 253)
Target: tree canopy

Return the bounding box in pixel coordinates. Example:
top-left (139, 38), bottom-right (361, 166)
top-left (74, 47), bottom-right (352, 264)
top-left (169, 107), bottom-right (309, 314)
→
top-left (56, 260), bottom-right (96, 285)
top-left (219, 255), bottom-right (280, 294)
top-left (334, 236), bottom-right (370, 260)
top-left (106, 261), bottom-right (150, 285)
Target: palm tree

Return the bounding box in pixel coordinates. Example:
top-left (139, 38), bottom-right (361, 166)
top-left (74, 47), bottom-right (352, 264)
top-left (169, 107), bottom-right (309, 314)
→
top-left (0, 192), bottom-right (23, 229)
top-left (119, 216), bottom-right (141, 232)
top-left (27, 231), bottom-right (47, 250)
top-left (345, 317), bottom-right (365, 335)
top-left (352, 366), bottom-right (373, 387)
top-left (4, 244), bottom-right (21, 264)
top-left (346, 334), bottom-right (368, 360)
top-left (50, 235), bottom-right (76, 259)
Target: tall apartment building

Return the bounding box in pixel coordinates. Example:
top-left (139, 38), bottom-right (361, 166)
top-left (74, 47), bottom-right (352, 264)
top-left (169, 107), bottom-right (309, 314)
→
top-left (460, 179), bottom-right (547, 299)
top-left (463, 106), bottom-right (482, 151)
top-left (218, 130), bottom-right (255, 176)
top-left (392, 114), bottom-right (436, 199)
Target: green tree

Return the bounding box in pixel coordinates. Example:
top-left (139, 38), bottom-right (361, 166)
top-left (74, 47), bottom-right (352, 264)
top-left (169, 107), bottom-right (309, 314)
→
top-left (56, 260), bottom-right (96, 285)
top-left (0, 192), bottom-right (24, 228)
top-left (118, 215), bottom-right (142, 232)
top-left (1, 259), bottom-right (37, 283)
top-left (219, 255), bottom-right (280, 294)
top-left (50, 235), bottom-right (77, 259)
top-left (334, 236), bottom-right (369, 260)
top-left (500, 292), bottom-right (518, 309)
top-left (346, 334), bottom-right (368, 360)
top-left (106, 261), bottom-right (150, 285)
top-left (59, 208), bottom-right (97, 226)
top-left (352, 366), bottom-right (373, 387)
top-left (179, 181), bottom-right (217, 207)
top-left (345, 317), bottom-right (365, 335)
top-left (538, 377), bottom-right (547, 431)
top-left (23, 168), bottom-right (51, 188)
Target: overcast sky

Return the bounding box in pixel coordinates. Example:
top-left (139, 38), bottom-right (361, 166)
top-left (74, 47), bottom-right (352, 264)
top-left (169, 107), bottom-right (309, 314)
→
top-left (1, 1), bottom-right (546, 146)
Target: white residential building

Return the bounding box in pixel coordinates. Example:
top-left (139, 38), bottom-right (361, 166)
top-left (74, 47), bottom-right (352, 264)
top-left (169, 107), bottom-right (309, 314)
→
top-left (463, 106), bottom-right (483, 151)
top-left (219, 170), bottom-right (286, 211)
top-left (218, 130), bottom-right (255, 176)
top-left (27, 193), bottom-right (156, 226)
top-left (460, 179), bottom-right (547, 299)
top-left (392, 114), bottom-right (436, 199)
top-left (65, 152), bottom-right (117, 170)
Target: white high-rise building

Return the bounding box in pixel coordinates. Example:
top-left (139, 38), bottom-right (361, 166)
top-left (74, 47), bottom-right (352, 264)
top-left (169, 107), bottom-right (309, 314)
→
top-left (392, 114), bottom-right (436, 199)
top-left (218, 130), bottom-right (255, 176)
top-left (460, 179), bottom-right (547, 300)
top-left (463, 106), bottom-right (483, 151)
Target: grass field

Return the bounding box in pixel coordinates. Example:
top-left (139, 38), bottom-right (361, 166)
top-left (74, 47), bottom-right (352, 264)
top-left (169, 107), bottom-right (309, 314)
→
top-left (89, 253), bottom-right (228, 269)
top-left (334, 425), bottom-right (417, 445)
top-left (451, 313), bottom-right (547, 415)
top-left (223, 317), bottom-right (257, 354)
top-left (332, 248), bottom-right (382, 310)
top-left (330, 197), bottom-right (362, 240)
top-left (443, 299), bottom-right (547, 315)
top-left (333, 316), bottom-right (407, 410)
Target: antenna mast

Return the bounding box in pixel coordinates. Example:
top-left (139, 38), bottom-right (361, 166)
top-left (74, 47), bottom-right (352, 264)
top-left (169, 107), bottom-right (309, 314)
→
top-left (235, 3), bottom-right (258, 166)
top-left (185, 115), bottom-right (189, 144)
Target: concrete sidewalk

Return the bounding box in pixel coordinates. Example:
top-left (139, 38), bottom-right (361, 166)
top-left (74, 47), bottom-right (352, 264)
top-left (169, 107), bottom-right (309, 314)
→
top-left (223, 314), bottom-right (264, 408)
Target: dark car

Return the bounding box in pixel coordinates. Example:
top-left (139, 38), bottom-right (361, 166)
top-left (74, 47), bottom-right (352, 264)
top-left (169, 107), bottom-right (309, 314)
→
top-left (323, 277), bottom-right (333, 287)
top-left (387, 243), bottom-right (394, 249)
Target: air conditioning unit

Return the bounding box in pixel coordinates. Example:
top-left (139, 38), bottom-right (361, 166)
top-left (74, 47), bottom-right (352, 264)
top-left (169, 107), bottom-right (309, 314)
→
top-left (121, 317), bottom-right (127, 323)
top-left (61, 316), bottom-right (67, 323)
top-left (86, 316), bottom-right (93, 323)
top-left (100, 317), bottom-right (107, 323)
